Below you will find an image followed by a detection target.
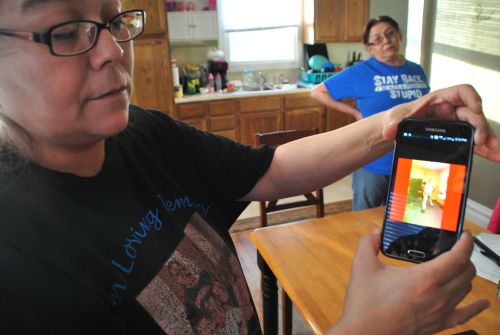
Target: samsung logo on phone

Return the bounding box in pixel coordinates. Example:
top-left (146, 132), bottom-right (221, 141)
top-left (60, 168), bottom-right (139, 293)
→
top-left (425, 127), bottom-right (446, 133)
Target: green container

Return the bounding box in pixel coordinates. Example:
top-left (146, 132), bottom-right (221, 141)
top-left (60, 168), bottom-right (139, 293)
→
top-left (300, 70), bottom-right (336, 84)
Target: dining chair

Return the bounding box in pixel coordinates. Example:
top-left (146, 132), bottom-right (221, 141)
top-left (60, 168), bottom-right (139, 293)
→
top-left (253, 128), bottom-right (325, 335)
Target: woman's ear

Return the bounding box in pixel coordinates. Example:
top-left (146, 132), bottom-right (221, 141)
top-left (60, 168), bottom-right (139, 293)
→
top-left (366, 45), bottom-right (374, 56)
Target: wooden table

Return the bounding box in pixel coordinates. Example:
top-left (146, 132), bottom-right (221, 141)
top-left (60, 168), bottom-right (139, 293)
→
top-left (251, 206), bottom-right (500, 335)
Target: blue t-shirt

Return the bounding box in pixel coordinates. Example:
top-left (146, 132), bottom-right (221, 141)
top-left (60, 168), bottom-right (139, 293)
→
top-left (323, 57), bottom-right (430, 175)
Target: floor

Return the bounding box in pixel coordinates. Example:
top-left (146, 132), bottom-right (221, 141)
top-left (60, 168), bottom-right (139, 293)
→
top-left (404, 198), bottom-right (444, 229)
top-left (232, 175), bottom-right (353, 334)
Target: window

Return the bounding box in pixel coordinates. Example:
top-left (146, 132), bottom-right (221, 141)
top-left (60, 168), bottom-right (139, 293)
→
top-left (405, 0), bottom-right (425, 64)
top-left (218, 0), bottom-right (302, 71)
top-left (430, 0), bottom-right (500, 123)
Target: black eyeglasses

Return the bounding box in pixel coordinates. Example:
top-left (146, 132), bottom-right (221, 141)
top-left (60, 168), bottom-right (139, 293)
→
top-left (367, 28), bottom-right (398, 46)
top-left (0, 9), bottom-right (146, 56)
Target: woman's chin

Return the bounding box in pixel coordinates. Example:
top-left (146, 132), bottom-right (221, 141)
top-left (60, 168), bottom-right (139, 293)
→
top-left (101, 113), bottom-right (129, 138)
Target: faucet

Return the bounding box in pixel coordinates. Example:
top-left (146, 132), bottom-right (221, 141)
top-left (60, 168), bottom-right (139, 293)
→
top-left (258, 72), bottom-right (268, 89)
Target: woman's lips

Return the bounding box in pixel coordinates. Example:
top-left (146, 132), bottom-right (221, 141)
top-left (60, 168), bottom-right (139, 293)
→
top-left (91, 86), bottom-right (127, 100)
top-left (384, 43), bottom-right (397, 51)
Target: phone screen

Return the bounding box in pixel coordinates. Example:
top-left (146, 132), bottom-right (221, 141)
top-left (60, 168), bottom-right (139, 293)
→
top-left (381, 118), bottom-right (474, 263)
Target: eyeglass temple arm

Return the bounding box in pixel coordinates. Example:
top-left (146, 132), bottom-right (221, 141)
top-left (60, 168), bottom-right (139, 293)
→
top-left (0, 29), bottom-right (49, 44)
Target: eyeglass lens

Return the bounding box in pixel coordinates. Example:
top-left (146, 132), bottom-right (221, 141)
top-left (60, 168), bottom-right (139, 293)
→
top-left (369, 29), bottom-right (397, 46)
top-left (50, 10), bottom-right (143, 56)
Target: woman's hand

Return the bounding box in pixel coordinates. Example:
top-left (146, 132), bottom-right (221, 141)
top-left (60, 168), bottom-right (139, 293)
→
top-left (327, 230), bottom-right (490, 335)
top-left (382, 84), bottom-right (500, 162)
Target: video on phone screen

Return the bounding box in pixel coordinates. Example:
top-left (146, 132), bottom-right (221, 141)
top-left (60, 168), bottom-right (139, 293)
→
top-left (388, 158), bottom-right (466, 232)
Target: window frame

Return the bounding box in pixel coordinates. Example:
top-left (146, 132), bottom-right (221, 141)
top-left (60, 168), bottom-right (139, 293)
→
top-left (219, 26), bottom-right (302, 72)
top-left (217, 0), bottom-right (303, 72)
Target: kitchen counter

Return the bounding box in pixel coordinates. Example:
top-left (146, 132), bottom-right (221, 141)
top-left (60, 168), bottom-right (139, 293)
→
top-left (174, 86), bottom-right (313, 104)
top-left (173, 85), bottom-right (354, 145)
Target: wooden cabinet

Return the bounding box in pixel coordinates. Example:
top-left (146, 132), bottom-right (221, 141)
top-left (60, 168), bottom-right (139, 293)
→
top-left (131, 39), bottom-right (172, 113)
top-left (174, 93), bottom-right (353, 145)
top-left (124, 0), bottom-right (174, 115)
top-left (285, 108), bottom-right (324, 132)
top-left (168, 11), bottom-right (218, 41)
top-left (209, 100), bottom-right (238, 141)
top-left (239, 96), bottom-right (283, 145)
top-left (175, 100), bottom-right (238, 140)
top-left (326, 99), bottom-right (355, 131)
top-left (240, 111), bottom-right (282, 145)
top-left (176, 102), bottom-right (208, 130)
top-left (128, 0), bottom-right (167, 35)
top-left (344, 0), bottom-right (369, 41)
top-left (284, 94), bottom-right (325, 132)
top-left (304, 0), bottom-right (369, 44)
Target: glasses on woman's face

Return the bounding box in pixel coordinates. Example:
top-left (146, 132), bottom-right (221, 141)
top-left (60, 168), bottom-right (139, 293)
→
top-left (367, 28), bottom-right (398, 46)
top-left (0, 9), bottom-right (146, 56)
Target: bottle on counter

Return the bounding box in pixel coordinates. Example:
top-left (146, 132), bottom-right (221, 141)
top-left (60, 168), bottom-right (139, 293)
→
top-left (171, 59), bottom-right (180, 87)
top-left (215, 72), bottom-right (222, 92)
top-left (199, 65), bottom-right (208, 87)
top-left (242, 69), bottom-right (254, 88)
top-left (171, 59), bottom-right (183, 98)
top-left (174, 84), bottom-right (183, 98)
top-left (208, 73), bottom-right (215, 93)
top-left (180, 66), bottom-right (187, 93)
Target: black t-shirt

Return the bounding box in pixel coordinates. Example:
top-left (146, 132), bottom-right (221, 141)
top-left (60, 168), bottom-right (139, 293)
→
top-left (0, 106), bottom-right (274, 334)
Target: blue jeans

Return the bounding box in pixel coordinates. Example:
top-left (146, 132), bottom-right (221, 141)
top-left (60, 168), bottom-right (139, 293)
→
top-left (352, 168), bottom-right (390, 211)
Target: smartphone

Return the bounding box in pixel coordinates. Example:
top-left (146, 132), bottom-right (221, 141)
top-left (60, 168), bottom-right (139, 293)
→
top-left (381, 118), bottom-right (475, 263)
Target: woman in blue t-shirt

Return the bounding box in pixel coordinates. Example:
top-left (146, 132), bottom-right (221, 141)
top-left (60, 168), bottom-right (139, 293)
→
top-left (312, 16), bottom-right (430, 211)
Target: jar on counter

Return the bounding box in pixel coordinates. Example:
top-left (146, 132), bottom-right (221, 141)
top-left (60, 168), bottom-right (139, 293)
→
top-left (186, 64), bottom-right (201, 95)
top-left (174, 85), bottom-right (183, 98)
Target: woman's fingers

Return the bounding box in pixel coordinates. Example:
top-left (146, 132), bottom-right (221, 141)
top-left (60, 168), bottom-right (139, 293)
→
top-left (418, 231), bottom-right (474, 286)
top-left (381, 84), bottom-right (500, 162)
top-left (351, 230), bottom-right (383, 274)
top-left (441, 299), bottom-right (491, 330)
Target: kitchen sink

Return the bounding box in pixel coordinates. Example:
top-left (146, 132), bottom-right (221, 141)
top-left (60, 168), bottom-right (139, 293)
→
top-left (239, 85), bottom-right (278, 92)
top-left (235, 83), bottom-right (300, 93)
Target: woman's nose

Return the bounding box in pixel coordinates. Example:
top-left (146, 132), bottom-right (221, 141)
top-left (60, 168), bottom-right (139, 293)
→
top-left (89, 28), bottom-right (124, 67)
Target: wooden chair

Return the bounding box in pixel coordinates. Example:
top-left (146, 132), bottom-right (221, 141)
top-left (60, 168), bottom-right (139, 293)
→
top-left (253, 128), bottom-right (325, 335)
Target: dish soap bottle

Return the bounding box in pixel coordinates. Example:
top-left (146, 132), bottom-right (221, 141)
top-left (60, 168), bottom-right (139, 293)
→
top-left (215, 72), bottom-right (222, 92)
top-left (208, 73), bottom-right (215, 93)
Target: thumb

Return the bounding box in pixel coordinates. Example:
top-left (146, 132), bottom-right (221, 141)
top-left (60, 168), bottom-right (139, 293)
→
top-left (352, 229), bottom-right (383, 273)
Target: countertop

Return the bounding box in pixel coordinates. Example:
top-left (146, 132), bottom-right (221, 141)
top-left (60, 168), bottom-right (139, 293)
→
top-left (174, 86), bottom-right (313, 104)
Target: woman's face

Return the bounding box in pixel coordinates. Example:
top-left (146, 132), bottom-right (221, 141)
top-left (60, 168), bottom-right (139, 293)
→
top-left (366, 22), bottom-right (402, 64)
top-left (0, 0), bottom-right (133, 151)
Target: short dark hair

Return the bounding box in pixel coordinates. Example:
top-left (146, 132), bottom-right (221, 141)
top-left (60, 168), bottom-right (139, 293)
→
top-left (362, 15), bottom-right (400, 45)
